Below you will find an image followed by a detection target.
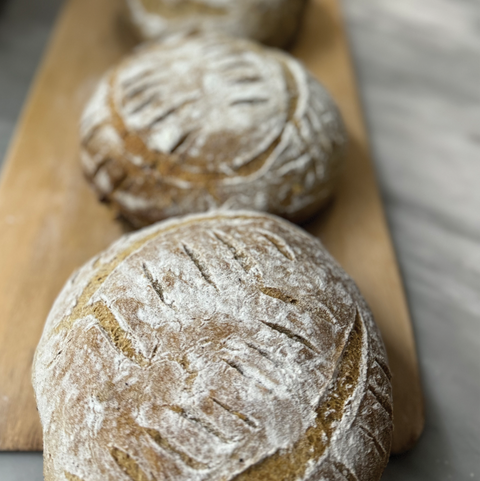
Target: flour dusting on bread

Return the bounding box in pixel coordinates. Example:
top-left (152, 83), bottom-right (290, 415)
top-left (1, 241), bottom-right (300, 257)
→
top-left (125, 0), bottom-right (307, 48)
top-left (33, 212), bottom-right (392, 481)
top-left (81, 34), bottom-right (347, 226)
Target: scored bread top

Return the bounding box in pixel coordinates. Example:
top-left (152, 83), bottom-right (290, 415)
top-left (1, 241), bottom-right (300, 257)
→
top-left (80, 34), bottom-right (347, 227)
top-left (33, 211), bottom-right (392, 481)
top-left (125, 0), bottom-right (307, 47)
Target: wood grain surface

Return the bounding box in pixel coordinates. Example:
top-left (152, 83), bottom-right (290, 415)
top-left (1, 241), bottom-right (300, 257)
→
top-left (0, 0), bottom-right (424, 453)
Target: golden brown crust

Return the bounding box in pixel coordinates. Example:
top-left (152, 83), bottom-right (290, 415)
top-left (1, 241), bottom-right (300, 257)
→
top-left (80, 34), bottom-right (347, 227)
top-left (125, 0), bottom-right (308, 48)
top-left (33, 211), bottom-right (392, 480)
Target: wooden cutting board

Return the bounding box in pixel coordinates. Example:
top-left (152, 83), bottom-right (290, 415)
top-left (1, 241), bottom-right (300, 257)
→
top-left (0, 0), bottom-right (424, 454)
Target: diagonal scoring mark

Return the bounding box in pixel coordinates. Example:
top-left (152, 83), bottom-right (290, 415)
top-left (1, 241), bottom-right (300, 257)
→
top-left (332, 461), bottom-right (360, 481)
top-left (82, 120), bottom-right (110, 154)
top-left (359, 425), bottom-right (387, 459)
top-left (123, 73), bottom-right (170, 99)
top-left (140, 0), bottom-right (226, 17)
top-left (148, 98), bottom-right (197, 129)
top-left (259, 231), bottom-right (295, 261)
top-left (145, 428), bottom-right (208, 470)
top-left (245, 342), bottom-right (277, 366)
top-left (166, 405), bottom-right (232, 444)
top-left (368, 385), bottom-right (393, 416)
top-left (218, 60), bottom-right (252, 72)
top-left (88, 154), bottom-right (110, 180)
top-left (259, 319), bottom-right (317, 354)
top-left (94, 158), bottom-right (128, 198)
top-left (259, 286), bottom-right (298, 305)
top-left (93, 302), bottom-right (148, 366)
top-left (142, 262), bottom-right (173, 308)
top-left (148, 104), bottom-right (179, 128)
top-left (129, 92), bottom-right (159, 115)
top-left (124, 83), bottom-right (154, 103)
top-left (111, 447), bottom-right (152, 481)
top-left (223, 358), bottom-right (277, 391)
top-left (374, 357), bottom-right (392, 380)
top-left (223, 359), bottom-right (245, 377)
top-left (232, 76), bottom-right (262, 84)
top-left (230, 98), bottom-right (269, 106)
top-left (171, 130), bottom-right (196, 154)
top-left (182, 244), bottom-right (217, 289)
top-left (211, 397), bottom-right (257, 429)
top-left (312, 303), bottom-right (340, 325)
top-left (212, 230), bottom-right (253, 273)
top-left (64, 472), bottom-right (85, 481)
top-left (122, 68), bottom-right (155, 89)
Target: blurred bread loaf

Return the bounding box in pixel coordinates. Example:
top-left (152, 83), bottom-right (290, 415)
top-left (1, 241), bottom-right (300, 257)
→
top-left (33, 211), bottom-right (392, 481)
top-left (125, 0), bottom-right (307, 48)
top-left (80, 34), bottom-right (347, 227)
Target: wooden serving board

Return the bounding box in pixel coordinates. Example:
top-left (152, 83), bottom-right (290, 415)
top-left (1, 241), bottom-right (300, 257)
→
top-left (0, 0), bottom-right (424, 454)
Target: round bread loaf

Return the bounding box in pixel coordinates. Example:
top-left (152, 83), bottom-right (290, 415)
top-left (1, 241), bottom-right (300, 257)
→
top-left (33, 211), bottom-right (392, 481)
top-left (124, 0), bottom-right (307, 48)
top-left (80, 34), bottom-right (347, 227)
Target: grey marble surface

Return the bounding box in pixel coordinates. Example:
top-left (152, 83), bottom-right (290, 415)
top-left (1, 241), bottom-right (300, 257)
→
top-left (0, 0), bottom-right (479, 479)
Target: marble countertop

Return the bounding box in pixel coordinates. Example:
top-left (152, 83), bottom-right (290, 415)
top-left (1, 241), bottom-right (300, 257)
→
top-left (0, 0), bottom-right (479, 479)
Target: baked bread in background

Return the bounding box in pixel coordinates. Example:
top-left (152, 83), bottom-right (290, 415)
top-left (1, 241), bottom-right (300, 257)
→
top-left (33, 211), bottom-right (392, 481)
top-left (124, 0), bottom-right (307, 48)
top-left (80, 34), bottom-right (347, 227)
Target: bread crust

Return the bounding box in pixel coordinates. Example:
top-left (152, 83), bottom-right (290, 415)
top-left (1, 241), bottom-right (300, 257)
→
top-left (33, 211), bottom-right (392, 481)
top-left (80, 34), bottom-right (347, 227)
top-left (124, 0), bottom-right (308, 48)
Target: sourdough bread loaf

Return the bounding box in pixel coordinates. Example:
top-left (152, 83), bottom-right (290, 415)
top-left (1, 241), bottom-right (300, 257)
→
top-left (33, 211), bottom-right (392, 481)
top-left (124, 0), bottom-right (307, 48)
top-left (80, 34), bottom-right (347, 227)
